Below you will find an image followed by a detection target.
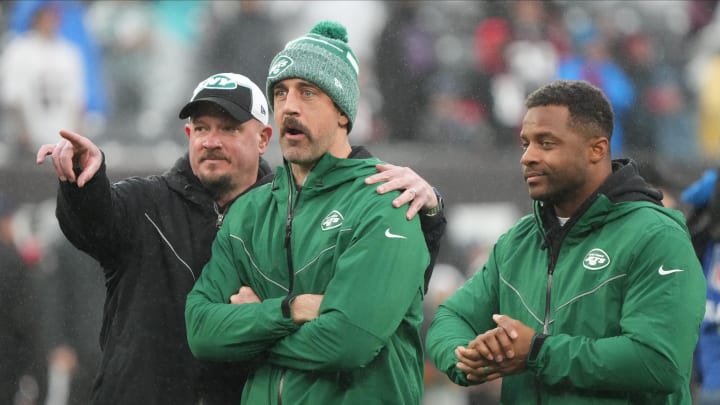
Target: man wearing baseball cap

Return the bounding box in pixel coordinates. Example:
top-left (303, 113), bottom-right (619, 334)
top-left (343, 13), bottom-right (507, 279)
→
top-left (36, 72), bottom-right (273, 404)
top-left (187, 21), bottom-right (438, 404)
top-left (38, 70), bottom-right (444, 403)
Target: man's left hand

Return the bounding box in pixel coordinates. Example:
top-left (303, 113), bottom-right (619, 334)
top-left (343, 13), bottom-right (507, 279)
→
top-left (455, 314), bottom-right (536, 382)
top-left (230, 286), bottom-right (261, 305)
top-left (365, 163), bottom-right (438, 220)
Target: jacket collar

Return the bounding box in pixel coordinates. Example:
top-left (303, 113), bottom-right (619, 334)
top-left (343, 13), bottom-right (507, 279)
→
top-left (272, 146), bottom-right (378, 195)
top-left (165, 153), bottom-right (274, 209)
top-left (535, 158), bottom-right (664, 243)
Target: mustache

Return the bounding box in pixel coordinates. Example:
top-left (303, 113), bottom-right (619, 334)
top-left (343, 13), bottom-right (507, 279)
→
top-left (200, 152), bottom-right (229, 161)
top-left (281, 116), bottom-right (310, 136)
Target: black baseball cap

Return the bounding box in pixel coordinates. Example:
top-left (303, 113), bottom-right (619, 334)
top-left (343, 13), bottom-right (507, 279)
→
top-left (179, 73), bottom-right (269, 125)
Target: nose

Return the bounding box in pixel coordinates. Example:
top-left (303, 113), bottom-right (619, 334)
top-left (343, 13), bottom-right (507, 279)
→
top-left (279, 89), bottom-right (301, 117)
top-left (202, 129), bottom-right (222, 148)
top-left (520, 144), bottom-right (536, 166)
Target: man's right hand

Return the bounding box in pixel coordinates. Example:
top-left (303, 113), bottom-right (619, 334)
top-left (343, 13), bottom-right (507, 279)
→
top-left (290, 294), bottom-right (323, 325)
top-left (36, 129), bottom-right (102, 187)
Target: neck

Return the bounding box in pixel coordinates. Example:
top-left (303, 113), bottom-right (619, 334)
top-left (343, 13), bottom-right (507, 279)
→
top-left (290, 142), bottom-right (352, 186)
top-left (290, 163), bottom-right (313, 187)
top-left (214, 176), bottom-right (257, 210)
top-left (215, 194), bottom-right (235, 211)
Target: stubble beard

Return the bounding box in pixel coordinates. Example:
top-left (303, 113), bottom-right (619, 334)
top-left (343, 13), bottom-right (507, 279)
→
top-left (281, 117), bottom-right (321, 166)
top-left (199, 173), bottom-right (234, 201)
top-left (531, 174), bottom-right (583, 209)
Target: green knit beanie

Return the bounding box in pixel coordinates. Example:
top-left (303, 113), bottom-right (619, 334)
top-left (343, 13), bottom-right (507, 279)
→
top-left (266, 21), bottom-right (360, 133)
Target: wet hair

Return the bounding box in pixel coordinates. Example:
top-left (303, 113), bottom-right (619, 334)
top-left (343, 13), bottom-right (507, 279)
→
top-left (525, 80), bottom-right (613, 139)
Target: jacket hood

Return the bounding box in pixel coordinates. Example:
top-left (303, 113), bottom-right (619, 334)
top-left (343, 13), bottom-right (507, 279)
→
top-left (164, 153), bottom-right (274, 208)
top-left (536, 158), bottom-right (673, 244)
top-left (598, 158), bottom-right (663, 205)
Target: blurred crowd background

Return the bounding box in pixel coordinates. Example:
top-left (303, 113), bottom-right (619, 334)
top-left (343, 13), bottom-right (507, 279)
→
top-left (1, 0), bottom-right (719, 404)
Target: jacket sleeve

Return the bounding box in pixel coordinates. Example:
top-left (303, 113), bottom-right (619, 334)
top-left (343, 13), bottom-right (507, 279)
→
top-left (265, 202), bottom-right (430, 372)
top-left (185, 223), bottom-right (299, 362)
top-left (420, 206), bottom-right (447, 293)
top-left (527, 224), bottom-right (706, 393)
top-left (425, 243), bottom-right (502, 386)
top-left (55, 156), bottom-right (129, 265)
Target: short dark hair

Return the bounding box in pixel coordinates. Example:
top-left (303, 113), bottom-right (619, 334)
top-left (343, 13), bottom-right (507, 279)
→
top-left (525, 80), bottom-right (614, 139)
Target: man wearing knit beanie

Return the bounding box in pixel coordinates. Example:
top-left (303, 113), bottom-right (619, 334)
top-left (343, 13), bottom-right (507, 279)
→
top-left (266, 20), bottom-right (360, 132)
top-left (186, 21), bottom-right (443, 404)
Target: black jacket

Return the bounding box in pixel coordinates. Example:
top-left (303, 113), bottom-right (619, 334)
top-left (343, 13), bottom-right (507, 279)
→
top-left (56, 150), bottom-right (445, 404)
top-left (57, 154), bottom-right (272, 404)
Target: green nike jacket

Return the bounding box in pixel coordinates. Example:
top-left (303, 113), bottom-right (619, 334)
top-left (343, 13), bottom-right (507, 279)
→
top-left (426, 159), bottom-right (705, 404)
top-left (186, 151), bottom-right (430, 405)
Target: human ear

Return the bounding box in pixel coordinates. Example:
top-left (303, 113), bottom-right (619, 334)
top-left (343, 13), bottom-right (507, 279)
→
top-left (258, 125), bottom-right (272, 153)
top-left (339, 113), bottom-right (349, 128)
top-left (588, 136), bottom-right (609, 163)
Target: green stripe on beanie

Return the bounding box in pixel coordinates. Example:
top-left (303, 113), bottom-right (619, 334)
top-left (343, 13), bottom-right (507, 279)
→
top-left (267, 21), bottom-right (360, 133)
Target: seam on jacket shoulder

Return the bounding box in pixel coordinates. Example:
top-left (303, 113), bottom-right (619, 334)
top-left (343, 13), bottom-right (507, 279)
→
top-left (500, 274), bottom-right (544, 327)
top-left (144, 212), bottom-right (196, 281)
top-left (230, 233), bottom-right (288, 291)
top-left (555, 274), bottom-right (627, 312)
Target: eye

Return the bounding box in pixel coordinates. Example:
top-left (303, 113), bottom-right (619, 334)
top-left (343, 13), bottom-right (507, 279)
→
top-left (274, 89), bottom-right (287, 98)
top-left (302, 88), bottom-right (315, 97)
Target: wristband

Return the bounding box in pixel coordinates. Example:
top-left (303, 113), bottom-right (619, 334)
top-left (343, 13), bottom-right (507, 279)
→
top-left (529, 333), bottom-right (548, 361)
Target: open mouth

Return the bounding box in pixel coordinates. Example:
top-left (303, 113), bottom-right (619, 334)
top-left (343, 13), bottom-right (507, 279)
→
top-left (282, 117), bottom-right (308, 138)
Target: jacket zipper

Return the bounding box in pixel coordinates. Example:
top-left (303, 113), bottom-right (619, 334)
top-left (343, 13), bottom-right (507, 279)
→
top-left (214, 203), bottom-right (225, 229)
top-left (277, 369), bottom-right (286, 405)
top-left (279, 174), bottom-right (300, 402)
top-left (537, 222), bottom-right (559, 405)
top-left (281, 185), bottom-right (301, 317)
top-left (543, 249), bottom-right (557, 334)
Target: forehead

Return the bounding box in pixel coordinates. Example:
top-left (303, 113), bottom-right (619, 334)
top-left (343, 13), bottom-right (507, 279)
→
top-left (275, 78), bottom-right (321, 91)
top-left (189, 102), bottom-right (238, 123)
top-left (521, 105), bottom-right (570, 135)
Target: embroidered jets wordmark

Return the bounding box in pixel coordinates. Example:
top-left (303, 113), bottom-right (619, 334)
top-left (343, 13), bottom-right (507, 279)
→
top-left (321, 210), bottom-right (344, 231)
top-left (582, 248), bottom-right (610, 271)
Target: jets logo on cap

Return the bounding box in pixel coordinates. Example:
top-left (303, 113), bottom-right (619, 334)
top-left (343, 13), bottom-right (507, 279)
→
top-left (269, 56), bottom-right (294, 78)
top-left (204, 74), bottom-right (238, 90)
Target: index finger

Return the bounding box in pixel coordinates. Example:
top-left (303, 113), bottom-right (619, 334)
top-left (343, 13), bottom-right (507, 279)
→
top-left (364, 163), bottom-right (397, 185)
top-left (493, 314), bottom-right (519, 339)
top-left (36, 144), bottom-right (56, 164)
top-left (59, 129), bottom-right (88, 147)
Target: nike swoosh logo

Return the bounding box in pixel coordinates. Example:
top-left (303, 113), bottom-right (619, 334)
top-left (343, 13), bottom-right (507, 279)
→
top-left (385, 228), bottom-right (407, 239)
top-left (658, 265), bottom-right (685, 276)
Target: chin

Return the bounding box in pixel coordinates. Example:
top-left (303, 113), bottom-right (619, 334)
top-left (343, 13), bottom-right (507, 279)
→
top-left (198, 171), bottom-right (223, 185)
top-left (528, 190), bottom-right (551, 203)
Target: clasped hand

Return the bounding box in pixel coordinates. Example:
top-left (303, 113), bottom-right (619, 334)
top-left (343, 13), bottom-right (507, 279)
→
top-left (454, 314), bottom-right (535, 383)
